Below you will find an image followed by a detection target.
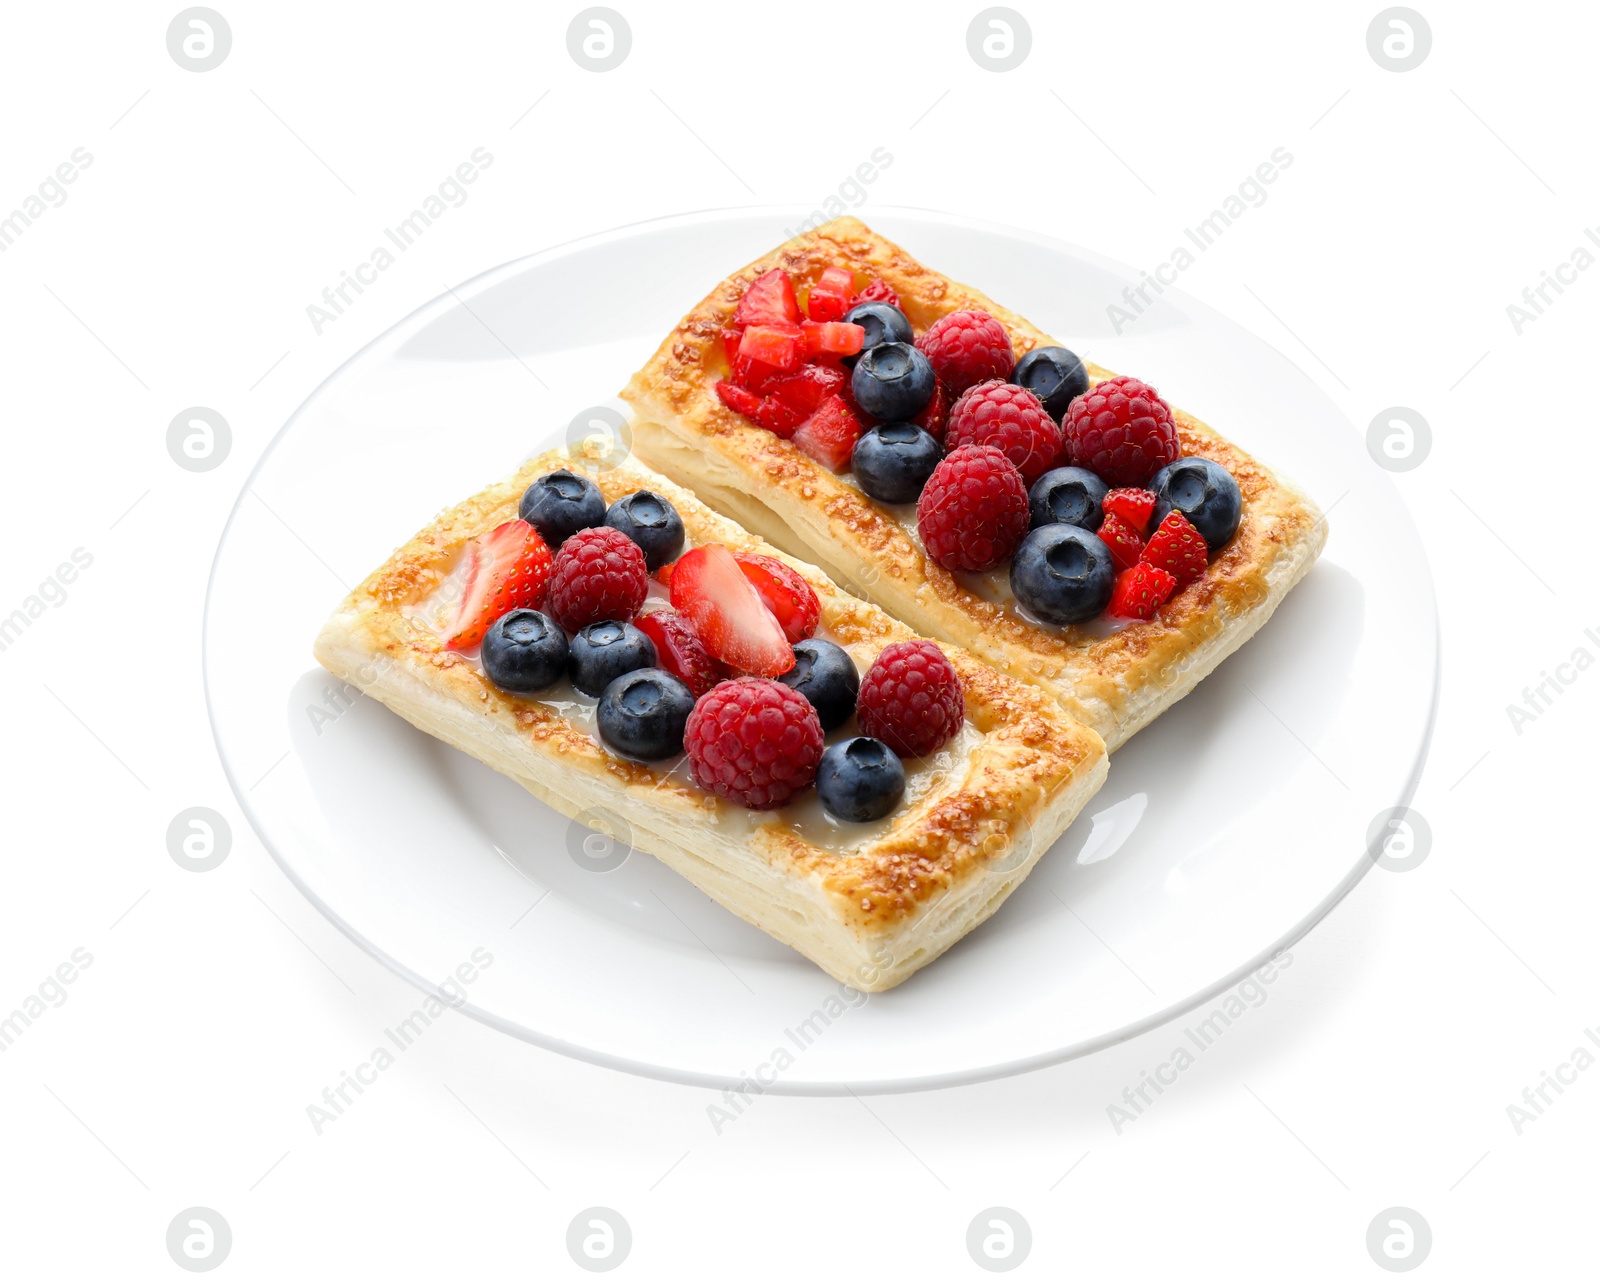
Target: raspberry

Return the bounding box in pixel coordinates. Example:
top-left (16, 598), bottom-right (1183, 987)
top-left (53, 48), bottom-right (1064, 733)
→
top-left (546, 527), bottom-right (648, 632)
top-left (944, 380), bottom-right (1063, 488)
top-left (914, 310), bottom-right (1014, 395)
top-left (1102, 487), bottom-right (1158, 534)
top-left (849, 278), bottom-right (899, 310)
top-left (1107, 562), bottom-right (1178, 621)
top-left (1098, 511), bottom-right (1146, 573)
top-left (684, 677), bottom-right (824, 809)
top-left (1063, 376), bottom-right (1180, 487)
top-left (1141, 509), bottom-right (1208, 586)
top-left (857, 641), bottom-right (964, 758)
top-left (916, 445), bottom-right (1030, 572)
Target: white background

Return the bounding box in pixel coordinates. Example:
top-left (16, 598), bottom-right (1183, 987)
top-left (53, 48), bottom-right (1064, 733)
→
top-left (2, 1), bottom-right (1594, 1274)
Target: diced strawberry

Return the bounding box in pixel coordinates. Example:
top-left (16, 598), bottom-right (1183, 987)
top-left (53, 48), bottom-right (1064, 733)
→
top-left (1098, 511), bottom-right (1146, 573)
top-left (1141, 509), bottom-right (1208, 586)
top-left (715, 379), bottom-right (765, 419)
top-left (849, 277), bottom-right (900, 310)
top-left (670, 545), bottom-right (795, 677)
top-left (764, 362), bottom-right (845, 417)
top-left (719, 327), bottom-right (744, 365)
top-left (445, 519), bottom-right (554, 650)
top-left (654, 560), bottom-right (674, 587)
top-left (1102, 487), bottom-right (1158, 533)
top-left (739, 324), bottom-right (804, 372)
top-left (791, 394), bottom-right (864, 472)
top-left (805, 266), bottom-right (856, 322)
top-left (635, 607), bottom-right (727, 697)
top-left (802, 321), bottom-right (865, 357)
top-left (734, 553), bottom-right (820, 643)
top-left (734, 268), bottom-right (802, 329)
top-left (715, 379), bottom-right (805, 437)
top-left (912, 374), bottom-right (949, 442)
top-left (1107, 562), bottom-right (1178, 621)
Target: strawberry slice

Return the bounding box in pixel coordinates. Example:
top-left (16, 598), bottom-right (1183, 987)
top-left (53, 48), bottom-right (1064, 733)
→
top-left (802, 321), bottom-right (865, 358)
top-left (734, 553), bottom-right (820, 643)
top-left (670, 545), bottom-right (794, 677)
top-left (912, 374), bottom-right (949, 442)
top-left (1102, 487), bottom-right (1158, 534)
top-left (1107, 562), bottom-right (1177, 621)
top-left (445, 519), bottom-right (554, 650)
top-left (739, 324), bottom-right (805, 372)
top-left (849, 277), bottom-right (900, 310)
top-left (791, 394), bottom-right (864, 471)
top-left (734, 268), bottom-right (802, 329)
top-left (805, 266), bottom-right (856, 322)
top-left (1098, 511), bottom-right (1146, 573)
top-left (635, 607), bottom-right (727, 697)
top-left (1141, 509), bottom-right (1208, 586)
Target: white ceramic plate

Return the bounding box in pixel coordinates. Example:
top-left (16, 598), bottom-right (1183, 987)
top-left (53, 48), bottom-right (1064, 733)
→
top-left (205, 209), bottom-right (1436, 1093)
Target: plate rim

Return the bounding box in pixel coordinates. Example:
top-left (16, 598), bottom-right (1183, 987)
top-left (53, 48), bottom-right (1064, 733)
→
top-left (203, 204), bottom-right (1440, 1094)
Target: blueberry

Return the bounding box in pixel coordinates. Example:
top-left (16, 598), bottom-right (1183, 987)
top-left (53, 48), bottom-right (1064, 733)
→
top-left (1011, 346), bottom-right (1090, 420)
top-left (481, 609), bottom-right (569, 694)
top-left (851, 422), bottom-right (942, 504)
top-left (777, 638), bottom-right (859, 732)
top-left (1009, 525), bottom-right (1116, 626)
top-left (1150, 457), bottom-right (1242, 550)
top-left (841, 301), bottom-right (913, 367)
top-left (519, 470), bottom-right (605, 547)
top-left (817, 737), bottom-right (906, 823)
top-left (597, 668), bottom-right (694, 761)
top-left (851, 342), bottom-right (935, 421)
top-left (1028, 467), bottom-right (1108, 532)
top-left (568, 620), bottom-right (656, 697)
top-left (603, 489), bottom-right (684, 570)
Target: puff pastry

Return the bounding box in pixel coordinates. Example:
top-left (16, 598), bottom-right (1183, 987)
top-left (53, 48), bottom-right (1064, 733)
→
top-left (313, 443), bottom-right (1107, 992)
top-left (621, 217), bottom-right (1327, 751)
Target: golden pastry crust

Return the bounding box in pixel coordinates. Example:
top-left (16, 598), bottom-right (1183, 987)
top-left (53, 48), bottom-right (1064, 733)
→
top-left (314, 442), bottom-right (1107, 991)
top-left (621, 216), bottom-right (1327, 749)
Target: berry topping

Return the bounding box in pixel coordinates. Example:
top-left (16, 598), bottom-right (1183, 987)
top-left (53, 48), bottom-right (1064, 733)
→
top-left (1101, 487), bottom-right (1158, 534)
top-left (738, 323), bottom-right (805, 372)
top-left (848, 278), bottom-right (900, 310)
top-left (446, 519), bottom-right (555, 650)
top-left (856, 640), bottom-right (964, 758)
top-left (1063, 376), bottom-right (1180, 487)
top-left (1141, 509), bottom-right (1209, 586)
top-left (777, 637), bottom-right (859, 732)
top-left (634, 608), bottom-right (725, 698)
top-left (716, 362), bottom-right (846, 439)
top-left (546, 526), bottom-right (649, 633)
top-left (944, 380), bottom-right (1062, 488)
top-left (791, 392), bottom-right (865, 471)
top-left (597, 668), bottom-right (695, 762)
top-left (1107, 562), bottom-right (1179, 621)
top-left (518, 471), bottom-right (606, 549)
top-left (915, 310), bottom-right (1014, 395)
top-left (1011, 346), bottom-right (1090, 421)
top-left (734, 552), bottom-right (821, 643)
top-left (1149, 457), bottom-right (1243, 551)
top-left (684, 677), bottom-right (824, 809)
top-left (568, 620), bottom-right (657, 697)
top-left (911, 374), bottom-right (950, 442)
top-left (817, 737), bottom-right (906, 824)
top-left (481, 609), bottom-right (568, 694)
top-left (916, 444), bottom-right (1031, 573)
top-left (851, 342), bottom-right (936, 421)
top-left (734, 267), bottom-right (803, 329)
top-left (603, 490), bottom-right (685, 571)
top-left (1097, 511), bottom-right (1147, 573)
top-left (1028, 467), bottom-right (1107, 532)
top-left (1010, 525), bottom-right (1117, 626)
top-left (801, 320), bottom-right (865, 358)
top-left (805, 266), bottom-right (856, 322)
top-left (852, 421), bottom-right (943, 504)
top-left (669, 544), bottom-right (795, 677)
top-left (842, 301), bottom-right (914, 365)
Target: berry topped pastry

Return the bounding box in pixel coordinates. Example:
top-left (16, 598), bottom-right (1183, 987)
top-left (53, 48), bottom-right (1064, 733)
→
top-left (623, 217), bottom-right (1326, 750)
